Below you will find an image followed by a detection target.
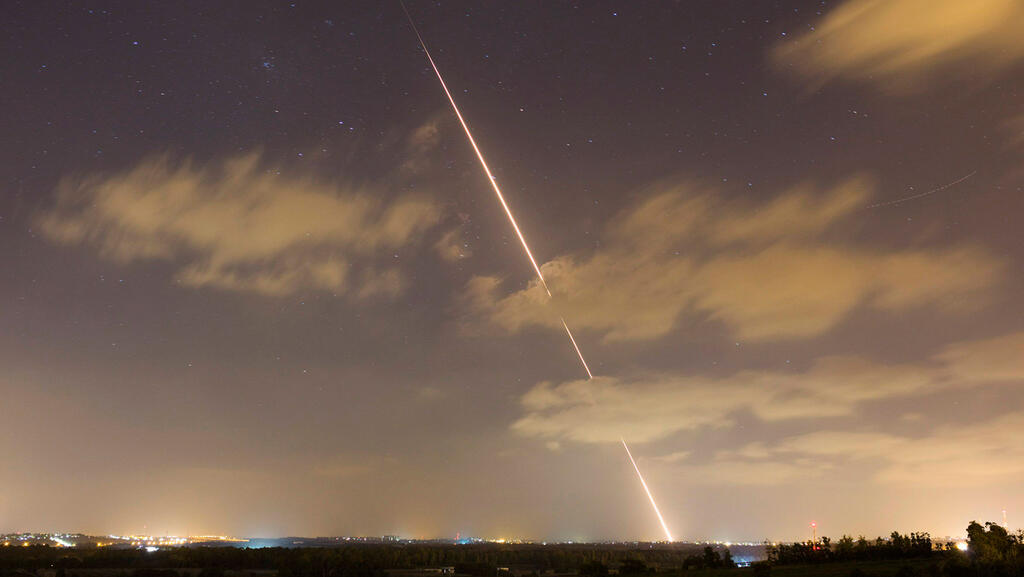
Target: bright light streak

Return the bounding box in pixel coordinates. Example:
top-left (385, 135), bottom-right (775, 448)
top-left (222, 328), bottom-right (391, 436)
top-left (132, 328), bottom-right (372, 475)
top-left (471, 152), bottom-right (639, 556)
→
top-left (402, 1), bottom-right (595, 381)
top-left (400, 1), bottom-right (550, 297)
top-left (621, 437), bottom-right (674, 542)
top-left (402, 1), bottom-right (673, 543)
top-left (561, 317), bottom-right (593, 379)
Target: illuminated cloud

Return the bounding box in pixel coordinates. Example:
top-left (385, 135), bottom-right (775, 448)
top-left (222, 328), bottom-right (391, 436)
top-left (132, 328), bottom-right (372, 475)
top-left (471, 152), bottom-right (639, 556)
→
top-left (1005, 114), bottom-right (1024, 148)
top-left (708, 412), bottom-right (1024, 487)
top-left (403, 117), bottom-right (444, 173)
top-left (467, 177), bottom-right (1002, 342)
top-left (512, 332), bottom-right (1024, 444)
top-left (670, 458), bottom-right (830, 487)
top-left (652, 451), bottom-right (691, 464)
top-left (38, 154), bottom-right (443, 297)
top-left (313, 455), bottom-right (396, 478)
top-left (772, 0), bottom-right (1024, 89)
top-left (434, 227), bottom-right (472, 262)
top-left (408, 119), bottom-right (441, 153)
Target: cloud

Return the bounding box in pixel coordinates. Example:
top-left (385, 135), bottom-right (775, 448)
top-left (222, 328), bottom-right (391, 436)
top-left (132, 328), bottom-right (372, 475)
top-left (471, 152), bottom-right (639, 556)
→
top-left (1005, 114), bottom-right (1024, 148)
top-left (706, 412), bottom-right (1024, 487)
top-left (673, 458), bottom-right (831, 487)
top-left (38, 154), bottom-right (443, 297)
top-left (511, 332), bottom-right (1024, 445)
top-left (435, 227), bottom-right (472, 262)
top-left (653, 450), bottom-right (691, 464)
top-left (313, 455), bottom-right (396, 479)
top-left (467, 177), bottom-right (1003, 342)
top-left (408, 119), bottom-right (441, 153)
top-left (934, 332), bottom-right (1024, 382)
top-left (402, 117), bottom-right (445, 174)
top-left (771, 0), bottom-right (1024, 89)
top-left (417, 386), bottom-right (445, 400)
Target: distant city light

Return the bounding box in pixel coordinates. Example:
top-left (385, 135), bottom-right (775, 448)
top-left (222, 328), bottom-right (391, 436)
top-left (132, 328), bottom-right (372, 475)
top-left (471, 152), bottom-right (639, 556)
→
top-left (956, 542), bottom-right (969, 552)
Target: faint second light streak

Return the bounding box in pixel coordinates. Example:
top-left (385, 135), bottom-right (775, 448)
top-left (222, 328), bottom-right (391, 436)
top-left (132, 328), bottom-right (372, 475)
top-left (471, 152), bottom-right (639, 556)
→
top-left (866, 170), bottom-right (976, 209)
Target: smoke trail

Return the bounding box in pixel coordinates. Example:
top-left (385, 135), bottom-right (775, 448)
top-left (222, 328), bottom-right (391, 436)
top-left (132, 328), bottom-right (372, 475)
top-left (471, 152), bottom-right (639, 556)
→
top-left (561, 317), bottom-right (593, 379)
top-left (621, 438), bottom-right (674, 543)
top-left (400, 2), bottom-right (675, 542)
top-left (399, 1), bottom-right (551, 297)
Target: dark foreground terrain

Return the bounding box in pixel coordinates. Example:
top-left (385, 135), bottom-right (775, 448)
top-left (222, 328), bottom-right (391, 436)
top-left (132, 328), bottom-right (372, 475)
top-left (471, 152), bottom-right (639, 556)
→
top-left (0, 542), bottom-right (711, 577)
top-left (1, 523), bottom-right (1020, 577)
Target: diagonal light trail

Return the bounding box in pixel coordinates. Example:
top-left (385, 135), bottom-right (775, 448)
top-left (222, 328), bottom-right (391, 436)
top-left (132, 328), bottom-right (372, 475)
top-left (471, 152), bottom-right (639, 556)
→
top-left (561, 317), bottom-right (593, 380)
top-left (400, 2), bottom-right (675, 543)
top-left (399, 1), bottom-right (551, 298)
top-left (866, 170), bottom-right (976, 209)
top-left (621, 438), bottom-right (674, 543)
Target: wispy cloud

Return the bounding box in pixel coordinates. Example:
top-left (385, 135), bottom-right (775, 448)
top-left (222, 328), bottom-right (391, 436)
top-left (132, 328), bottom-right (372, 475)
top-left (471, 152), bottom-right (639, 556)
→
top-left (38, 154), bottom-right (443, 297)
top-left (669, 458), bottom-right (829, 487)
top-left (772, 0), bottom-right (1024, 90)
top-left (698, 412), bottom-right (1024, 487)
top-left (434, 227), bottom-right (472, 262)
top-left (403, 117), bottom-right (445, 174)
top-left (1005, 114), bottom-right (1024, 148)
top-left (467, 176), bottom-right (1002, 342)
top-left (512, 332), bottom-right (1024, 444)
top-left (313, 454), bottom-right (397, 479)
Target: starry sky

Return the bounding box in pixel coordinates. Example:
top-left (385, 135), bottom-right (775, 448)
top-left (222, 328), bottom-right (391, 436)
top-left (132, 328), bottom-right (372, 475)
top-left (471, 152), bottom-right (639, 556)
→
top-left (2, 0), bottom-right (1023, 542)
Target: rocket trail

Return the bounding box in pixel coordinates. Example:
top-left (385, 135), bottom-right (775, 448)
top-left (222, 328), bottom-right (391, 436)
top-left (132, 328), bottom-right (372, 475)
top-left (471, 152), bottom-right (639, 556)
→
top-left (621, 438), bottom-right (674, 543)
top-left (401, 2), bottom-right (674, 542)
top-left (561, 318), bottom-right (593, 380)
top-left (399, 1), bottom-right (550, 297)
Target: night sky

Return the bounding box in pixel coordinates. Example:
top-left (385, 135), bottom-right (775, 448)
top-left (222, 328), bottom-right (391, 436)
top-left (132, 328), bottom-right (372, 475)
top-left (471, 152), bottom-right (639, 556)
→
top-left (2, 0), bottom-right (1023, 542)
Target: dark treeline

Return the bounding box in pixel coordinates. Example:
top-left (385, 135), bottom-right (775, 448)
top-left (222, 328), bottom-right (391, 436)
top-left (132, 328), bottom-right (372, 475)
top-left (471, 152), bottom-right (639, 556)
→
top-left (764, 521), bottom-right (1024, 577)
top-left (0, 543), bottom-right (710, 577)
top-left (964, 521), bottom-right (1024, 577)
top-left (4, 523), bottom-right (1024, 577)
top-left (580, 547), bottom-right (735, 576)
top-left (766, 531), bottom-right (935, 564)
